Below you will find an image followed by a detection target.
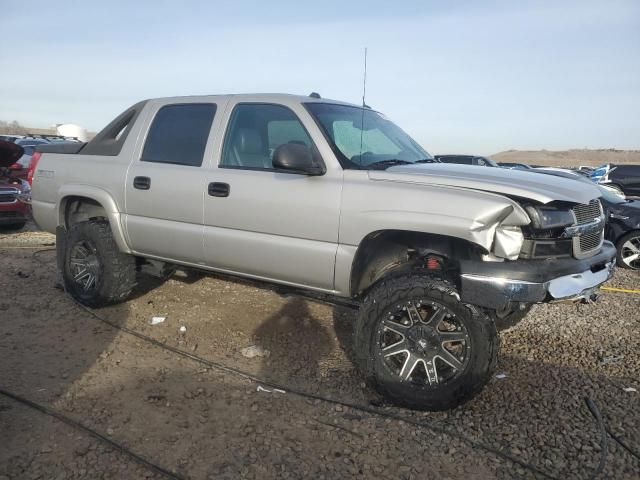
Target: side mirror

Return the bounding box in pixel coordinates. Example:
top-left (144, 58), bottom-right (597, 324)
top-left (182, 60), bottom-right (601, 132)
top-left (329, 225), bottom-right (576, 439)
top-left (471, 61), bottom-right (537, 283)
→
top-left (0, 140), bottom-right (24, 168)
top-left (272, 143), bottom-right (324, 175)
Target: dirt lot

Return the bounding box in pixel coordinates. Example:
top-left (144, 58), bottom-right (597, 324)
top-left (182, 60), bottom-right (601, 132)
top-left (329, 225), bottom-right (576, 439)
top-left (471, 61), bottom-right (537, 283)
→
top-left (490, 149), bottom-right (640, 168)
top-left (0, 227), bottom-right (639, 480)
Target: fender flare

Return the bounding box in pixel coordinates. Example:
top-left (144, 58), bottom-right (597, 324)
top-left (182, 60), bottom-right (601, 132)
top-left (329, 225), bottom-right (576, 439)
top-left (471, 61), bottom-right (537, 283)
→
top-left (56, 184), bottom-right (131, 253)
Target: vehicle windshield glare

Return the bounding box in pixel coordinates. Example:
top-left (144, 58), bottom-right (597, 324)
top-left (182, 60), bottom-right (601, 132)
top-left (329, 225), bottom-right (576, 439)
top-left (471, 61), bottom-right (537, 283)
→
top-left (305, 103), bottom-right (431, 169)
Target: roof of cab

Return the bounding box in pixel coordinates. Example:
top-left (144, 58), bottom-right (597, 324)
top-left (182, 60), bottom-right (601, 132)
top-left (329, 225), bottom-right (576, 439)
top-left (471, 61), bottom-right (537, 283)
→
top-left (147, 93), bottom-right (361, 108)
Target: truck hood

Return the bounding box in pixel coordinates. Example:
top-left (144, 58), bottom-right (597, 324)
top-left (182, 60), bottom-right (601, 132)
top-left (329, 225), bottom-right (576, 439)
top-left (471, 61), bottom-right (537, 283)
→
top-left (368, 163), bottom-right (601, 205)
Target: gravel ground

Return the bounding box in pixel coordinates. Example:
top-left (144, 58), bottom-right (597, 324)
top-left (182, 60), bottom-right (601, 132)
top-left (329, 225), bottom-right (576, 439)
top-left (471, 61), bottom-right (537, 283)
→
top-left (0, 227), bottom-right (638, 479)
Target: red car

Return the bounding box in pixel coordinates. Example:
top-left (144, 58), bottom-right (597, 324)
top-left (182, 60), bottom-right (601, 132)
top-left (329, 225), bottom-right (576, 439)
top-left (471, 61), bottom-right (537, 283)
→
top-left (0, 141), bottom-right (31, 230)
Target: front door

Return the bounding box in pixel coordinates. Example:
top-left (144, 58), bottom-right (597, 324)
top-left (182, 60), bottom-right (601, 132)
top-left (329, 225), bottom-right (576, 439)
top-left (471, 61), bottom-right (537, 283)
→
top-left (202, 102), bottom-right (343, 291)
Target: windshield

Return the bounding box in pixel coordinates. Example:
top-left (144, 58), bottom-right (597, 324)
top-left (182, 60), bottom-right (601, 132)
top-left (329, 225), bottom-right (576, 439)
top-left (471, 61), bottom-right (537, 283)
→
top-left (305, 103), bottom-right (431, 169)
top-left (591, 166), bottom-right (608, 178)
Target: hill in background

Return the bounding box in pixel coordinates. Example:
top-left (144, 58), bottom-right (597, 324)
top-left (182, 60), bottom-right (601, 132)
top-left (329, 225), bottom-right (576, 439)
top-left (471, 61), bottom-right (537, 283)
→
top-left (490, 149), bottom-right (640, 168)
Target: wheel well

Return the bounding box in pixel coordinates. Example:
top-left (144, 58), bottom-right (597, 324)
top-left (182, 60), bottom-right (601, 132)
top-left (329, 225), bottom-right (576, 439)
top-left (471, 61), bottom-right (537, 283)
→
top-left (61, 196), bottom-right (109, 229)
top-left (350, 230), bottom-right (483, 297)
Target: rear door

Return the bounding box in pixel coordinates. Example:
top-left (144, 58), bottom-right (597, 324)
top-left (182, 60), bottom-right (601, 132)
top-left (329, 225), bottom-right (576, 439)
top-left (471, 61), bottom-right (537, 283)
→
top-left (124, 100), bottom-right (223, 263)
top-left (201, 101), bottom-right (343, 291)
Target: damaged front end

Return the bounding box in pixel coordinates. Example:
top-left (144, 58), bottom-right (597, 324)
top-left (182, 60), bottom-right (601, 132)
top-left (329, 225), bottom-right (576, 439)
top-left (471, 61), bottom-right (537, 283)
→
top-left (459, 197), bottom-right (615, 311)
top-left (468, 203), bottom-right (529, 261)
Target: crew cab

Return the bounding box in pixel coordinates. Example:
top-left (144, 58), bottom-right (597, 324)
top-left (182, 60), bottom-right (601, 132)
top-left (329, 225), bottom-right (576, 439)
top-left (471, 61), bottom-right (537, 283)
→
top-left (30, 94), bottom-right (616, 410)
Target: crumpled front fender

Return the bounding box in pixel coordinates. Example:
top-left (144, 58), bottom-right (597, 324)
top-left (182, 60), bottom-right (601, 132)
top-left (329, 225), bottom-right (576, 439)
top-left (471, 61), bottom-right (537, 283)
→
top-left (340, 173), bottom-right (532, 254)
top-left (468, 203), bottom-right (529, 257)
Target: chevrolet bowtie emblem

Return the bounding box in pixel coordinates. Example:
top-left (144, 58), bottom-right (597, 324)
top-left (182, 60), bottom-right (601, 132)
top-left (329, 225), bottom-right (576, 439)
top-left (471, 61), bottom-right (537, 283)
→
top-left (561, 217), bottom-right (605, 238)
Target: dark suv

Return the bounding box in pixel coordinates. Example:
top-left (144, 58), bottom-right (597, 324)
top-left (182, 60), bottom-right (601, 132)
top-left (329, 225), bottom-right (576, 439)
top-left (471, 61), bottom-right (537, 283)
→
top-left (434, 154), bottom-right (499, 167)
top-left (591, 164), bottom-right (640, 197)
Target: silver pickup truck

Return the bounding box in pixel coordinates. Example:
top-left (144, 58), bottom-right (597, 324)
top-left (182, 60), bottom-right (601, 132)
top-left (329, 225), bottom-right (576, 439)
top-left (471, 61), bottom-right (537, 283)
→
top-left (31, 93), bottom-right (616, 410)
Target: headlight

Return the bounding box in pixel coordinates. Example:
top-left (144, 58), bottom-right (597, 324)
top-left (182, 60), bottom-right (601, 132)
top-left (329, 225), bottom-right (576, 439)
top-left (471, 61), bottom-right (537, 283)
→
top-left (525, 205), bottom-right (574, 229)
top-left (17, 192), bottom-right (32, 204)
top-left (17, 180), bottom-right (31, 204)
top-left (493, 225), bottom-right (524, 260)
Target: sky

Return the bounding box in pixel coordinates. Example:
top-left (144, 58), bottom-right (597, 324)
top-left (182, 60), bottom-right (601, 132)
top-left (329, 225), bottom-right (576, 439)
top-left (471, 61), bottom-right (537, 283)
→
top-left (0, 0), bottom-right (638, 154)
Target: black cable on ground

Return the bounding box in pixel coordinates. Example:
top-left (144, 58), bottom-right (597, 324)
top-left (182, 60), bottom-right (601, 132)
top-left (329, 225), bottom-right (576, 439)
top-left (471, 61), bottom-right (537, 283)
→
top-left (73, 300), bottom-right (561, 480)
top-left (606, 427), bottom-right (640, 461)
top-left (0, 387), bottom-right (186, 480)
top-left (31, 247), bottom-right (56, 265)
top-left (585, 397), bottom-right (608, 479)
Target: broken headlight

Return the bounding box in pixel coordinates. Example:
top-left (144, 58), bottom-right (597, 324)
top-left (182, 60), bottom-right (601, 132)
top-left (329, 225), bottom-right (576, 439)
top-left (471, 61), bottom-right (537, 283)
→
top-left (520, 204), bottom-right (575, 259)
top-left (524, 205), bottom-right (574, 229)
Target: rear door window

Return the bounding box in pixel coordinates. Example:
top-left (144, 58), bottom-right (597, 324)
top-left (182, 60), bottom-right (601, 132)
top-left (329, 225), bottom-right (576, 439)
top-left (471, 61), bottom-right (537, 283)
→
top-left (141, 103), bottom-right (216, 167)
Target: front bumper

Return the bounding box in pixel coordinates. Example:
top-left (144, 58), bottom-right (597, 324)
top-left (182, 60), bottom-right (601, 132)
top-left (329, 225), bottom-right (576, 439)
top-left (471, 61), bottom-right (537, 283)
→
top-left (459, 241), bottom-right (616, 310)
top-left (0, 200), bottom-right (30, 225)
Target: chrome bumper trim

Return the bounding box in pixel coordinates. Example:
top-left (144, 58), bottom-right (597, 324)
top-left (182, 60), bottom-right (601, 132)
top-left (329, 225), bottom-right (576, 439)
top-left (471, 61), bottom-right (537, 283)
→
top-left (460, 261), bottom-right (615, 309)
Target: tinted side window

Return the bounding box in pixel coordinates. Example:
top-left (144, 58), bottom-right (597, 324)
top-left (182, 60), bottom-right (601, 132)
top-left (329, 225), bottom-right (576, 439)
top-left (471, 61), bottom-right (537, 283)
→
top-left (614, 166), bottom-right (640, 176)
top-left (267, 120), bottom-right (310, 150)
top-left (141, 103), bottom-right (216, 167)
top-left (221, 103), bottom-right (316, 170)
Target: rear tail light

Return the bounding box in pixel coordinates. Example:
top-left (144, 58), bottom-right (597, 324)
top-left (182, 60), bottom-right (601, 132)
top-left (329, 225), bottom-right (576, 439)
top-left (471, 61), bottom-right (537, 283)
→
top-left (27, 152), bottom-right (41, 186)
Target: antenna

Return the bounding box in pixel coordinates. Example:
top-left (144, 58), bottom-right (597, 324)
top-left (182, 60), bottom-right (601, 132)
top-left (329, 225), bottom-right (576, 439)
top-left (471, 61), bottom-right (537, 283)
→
top-left (362, 47), bottom-right (368, 107)
top-left (358, 47), bottom-right (368, 167)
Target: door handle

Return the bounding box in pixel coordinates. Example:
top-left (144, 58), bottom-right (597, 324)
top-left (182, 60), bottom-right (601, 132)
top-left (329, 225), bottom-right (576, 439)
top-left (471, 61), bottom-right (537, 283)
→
top-left (133, 176), bottom-right (151, 190)
top-left (208, 182), bottom-right (230, 197)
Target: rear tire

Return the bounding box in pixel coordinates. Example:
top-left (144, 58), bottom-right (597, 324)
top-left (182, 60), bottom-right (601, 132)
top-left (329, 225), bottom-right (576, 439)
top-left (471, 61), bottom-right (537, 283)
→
top-left (62, 220), bottom-right (136, 307)
top-left (354, 274), bottom-right (498, 411)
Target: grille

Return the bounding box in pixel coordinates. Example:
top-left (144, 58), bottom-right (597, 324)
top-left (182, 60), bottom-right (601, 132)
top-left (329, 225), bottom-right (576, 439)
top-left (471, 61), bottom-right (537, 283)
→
top-left (0, 211), bottom-right (18, 218)
top-left (572, 199), bottom-right (601, 224)
top-left (571, 199), bottom-right (604, 258)
top-left (0, 189), bottom-right (18, 203)
top-left (580, 231), bottom-right (603, 251)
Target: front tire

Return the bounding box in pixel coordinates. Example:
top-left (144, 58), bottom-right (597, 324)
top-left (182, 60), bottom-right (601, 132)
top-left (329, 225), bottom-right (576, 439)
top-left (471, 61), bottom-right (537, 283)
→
top-left (616, 231), bottom-right (640, 270)
top-left (355, 275), bottom-right (498, 411)
top-left (62, 220), bottom-right (136, 307)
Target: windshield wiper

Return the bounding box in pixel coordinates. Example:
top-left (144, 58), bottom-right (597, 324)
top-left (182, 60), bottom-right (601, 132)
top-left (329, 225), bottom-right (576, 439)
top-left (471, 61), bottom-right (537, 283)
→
top-left (366, 159), bottom-right (413, 170)
top-left (414, 158), bottom-right (435, 164)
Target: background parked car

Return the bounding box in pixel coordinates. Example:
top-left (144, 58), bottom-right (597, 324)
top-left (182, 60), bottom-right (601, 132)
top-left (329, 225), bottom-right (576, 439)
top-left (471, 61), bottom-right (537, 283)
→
top-left (498, 162), bottom-right (532, 170)
top-left (534, 167), bottom-right (640, 270)
top-left (590, 164), bottom-right (640, 197)
top-left (0, 140), bottom-right (31, 230)
top-left (0, 134), bottom-right (24, 142)
top-left (11, 138), bottom-right (50, 180)
top-left (575, 165), bottom-right (595, 176)
top-left (434, 154), bottom-right (499, 167)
